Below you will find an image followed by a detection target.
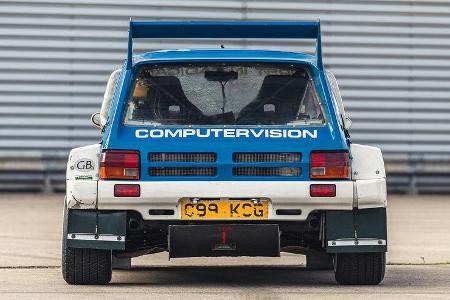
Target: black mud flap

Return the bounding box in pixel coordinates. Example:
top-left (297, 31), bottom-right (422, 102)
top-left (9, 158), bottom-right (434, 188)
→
top-left (325, 208), bottom-right (387, 253)
top-left (169, 224), bottom-right (280, 258)
top-left (67, 210), bottom-right (127, 250)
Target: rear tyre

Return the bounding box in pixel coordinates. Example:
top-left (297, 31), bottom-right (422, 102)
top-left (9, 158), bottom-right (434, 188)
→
top-left (62, 201), bottom-right (112, 285)
top-left (334, 252), bottom-right (385, 285)
top-left (62, 246), bottom-right (112, 285)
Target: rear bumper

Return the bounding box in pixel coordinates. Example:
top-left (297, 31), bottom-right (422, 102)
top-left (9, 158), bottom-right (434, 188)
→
top-left (88, 179), bottom-right (386, 221)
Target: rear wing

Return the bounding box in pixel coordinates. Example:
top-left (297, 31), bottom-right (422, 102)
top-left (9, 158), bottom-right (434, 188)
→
top-left (126, 20), bottom-right (323, 70)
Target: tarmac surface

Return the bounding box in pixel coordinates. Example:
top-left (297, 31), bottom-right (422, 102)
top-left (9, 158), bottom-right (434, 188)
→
top-left (1, 194), bottom-right (450, 299)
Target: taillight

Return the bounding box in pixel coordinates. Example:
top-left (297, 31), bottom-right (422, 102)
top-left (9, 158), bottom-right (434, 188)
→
top-left (310, 184), bottom-right (336, 197)
top-left (114, 184), bottom-right (140, 197)
top-left (100, 150), bottom-right (140, 180)
top-left (310, 151), bottom-right (350, 179)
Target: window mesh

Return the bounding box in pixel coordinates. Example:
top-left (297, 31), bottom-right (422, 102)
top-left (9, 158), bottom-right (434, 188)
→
top-left (149, 167), bottom-right (216, 177)
top-left (233, 152), bottom-right (301, 162)
top-left (150, 152), bottom-right (216, 162)
top-left (233, 167), bottom-right (301, 177)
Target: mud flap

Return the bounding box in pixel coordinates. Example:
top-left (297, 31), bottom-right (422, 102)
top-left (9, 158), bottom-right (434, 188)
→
top-left (169, 224), bottom-right (280, 258)
top-left (67, 210), bottom-right (127, 250)
top-left (325, 207), bottom-right (387, 253)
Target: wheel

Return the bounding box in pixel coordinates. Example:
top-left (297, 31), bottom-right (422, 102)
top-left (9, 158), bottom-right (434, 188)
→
top-left (334, 252), bottom-right (385, 285)
top-left (62, 247), bottom-right (112, 285)
top-left (61, 200), bottom-right (112, 285)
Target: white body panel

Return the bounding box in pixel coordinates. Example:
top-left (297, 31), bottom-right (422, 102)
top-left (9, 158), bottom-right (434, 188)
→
top-left (351, 144), bottom-right (387, 208)
top-left (355, 179), bottom-right (387, 209)
top-left (97, 180), bottom-right (354, 221)
top-left (66, 144), bottom-right (101, 209)
top-left (65, 143), bottom-right (387, 219)
top-left (351, 144), bottom-right (386, 180)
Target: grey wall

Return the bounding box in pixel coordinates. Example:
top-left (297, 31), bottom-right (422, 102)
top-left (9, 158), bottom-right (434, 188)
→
top-left (1, 0), bottom-right (450, 193)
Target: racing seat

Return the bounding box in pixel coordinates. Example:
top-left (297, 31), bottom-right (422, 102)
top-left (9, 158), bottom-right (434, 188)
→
top-left (132, 76), bottom-right (204, 124)
top-left (237, 73), bottom-right (308, 125)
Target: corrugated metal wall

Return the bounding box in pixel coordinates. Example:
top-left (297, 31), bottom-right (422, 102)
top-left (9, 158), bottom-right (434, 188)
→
top-left (1, 0), bottom-right (450, 193)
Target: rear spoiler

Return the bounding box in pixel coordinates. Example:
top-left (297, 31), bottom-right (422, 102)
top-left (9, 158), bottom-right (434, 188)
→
top-left (126, 20), bottom-right (323, 70)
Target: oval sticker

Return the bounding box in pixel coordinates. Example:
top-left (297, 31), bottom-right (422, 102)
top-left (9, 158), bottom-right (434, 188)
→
top-left (75, 158), bottom-right (95, 172)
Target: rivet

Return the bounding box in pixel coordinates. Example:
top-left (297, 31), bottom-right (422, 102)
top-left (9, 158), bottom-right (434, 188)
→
top-left (94, 234), bottom-right (99, 240)
top-left (117, 236), bottom-right (122, 241)
top-left (376, 170), bottom-right (380, 174)
top-left (71, 234), bottom-right (76, 239)
top-left (378, 240), bottom-right (383, 245)
top-left (331, 241), bottom-right (336, 246)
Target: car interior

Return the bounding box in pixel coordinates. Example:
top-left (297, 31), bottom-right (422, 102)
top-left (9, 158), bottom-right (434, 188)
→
top-left (126, 68), bottom-right (323, 126)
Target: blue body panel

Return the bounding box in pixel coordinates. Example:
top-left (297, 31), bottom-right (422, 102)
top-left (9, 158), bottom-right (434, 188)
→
top-left (107, 126), bottom-right (344, 182)
top-left (102, 49), bottom-right (349, 182)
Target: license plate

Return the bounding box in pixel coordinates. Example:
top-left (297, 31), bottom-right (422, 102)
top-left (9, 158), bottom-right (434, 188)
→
top-left (180, 200), bottom-right (269, 220)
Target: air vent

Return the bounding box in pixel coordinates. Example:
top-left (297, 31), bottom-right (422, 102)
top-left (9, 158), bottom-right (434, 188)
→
top-left (149, 152), bottom-right (216, 162)
top-left (149, 167), bottom-right (216, 177)
top-left (233, 152), bottom-right (301, 163)
top-left (233, 167), bottom-right (301, 177)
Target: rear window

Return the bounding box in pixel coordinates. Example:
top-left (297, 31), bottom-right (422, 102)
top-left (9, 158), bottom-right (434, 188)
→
top-left (123, 63), bottom-right (325, 126)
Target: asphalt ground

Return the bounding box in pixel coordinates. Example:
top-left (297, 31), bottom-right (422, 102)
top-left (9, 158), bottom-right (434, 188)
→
top-left (1, 194), bottom-right (450, 299)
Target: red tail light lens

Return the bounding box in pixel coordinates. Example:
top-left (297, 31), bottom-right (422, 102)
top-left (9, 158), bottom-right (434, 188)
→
top-left (310, 151), bottom-right (350, 179)
top-left (100, 150), bottom-right (140, 180)
top-left (310, 184), bottom-right (336, 197)
top-left (114, 184), bottom-right (140, 197)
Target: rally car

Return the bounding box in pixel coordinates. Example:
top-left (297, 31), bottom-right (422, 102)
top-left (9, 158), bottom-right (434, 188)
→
top-left (62, 21), bottom-right (387, 285)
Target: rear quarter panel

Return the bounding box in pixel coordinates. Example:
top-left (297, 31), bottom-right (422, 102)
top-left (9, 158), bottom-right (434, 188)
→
top-left (66, 144), bottom-right (101, 209)
top-left (351, 144), bottom-right (387, 208)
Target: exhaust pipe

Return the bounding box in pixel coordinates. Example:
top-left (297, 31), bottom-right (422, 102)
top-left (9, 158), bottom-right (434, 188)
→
top-left (128, 218), bottom-right (141, 231)
top-left (308, 216), bottom-right (320, 230)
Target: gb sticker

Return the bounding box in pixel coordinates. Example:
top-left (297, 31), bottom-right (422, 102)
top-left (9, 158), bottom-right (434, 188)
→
top-left (75, 158), bottom-right (95, 172)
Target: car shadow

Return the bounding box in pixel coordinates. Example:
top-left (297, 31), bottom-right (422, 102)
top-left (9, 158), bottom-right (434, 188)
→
top-left (111, 265), bottom-right (337, 286)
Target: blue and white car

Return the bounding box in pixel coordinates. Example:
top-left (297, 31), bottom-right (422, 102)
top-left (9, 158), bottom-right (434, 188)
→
top-left (63, 21), bottom-right (387, 285)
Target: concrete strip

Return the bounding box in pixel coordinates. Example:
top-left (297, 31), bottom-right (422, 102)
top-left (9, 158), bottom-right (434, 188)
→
top-left (387, 195), bottom-right (450, 264)
top-left (0, 265), bottom-right (449, 299)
